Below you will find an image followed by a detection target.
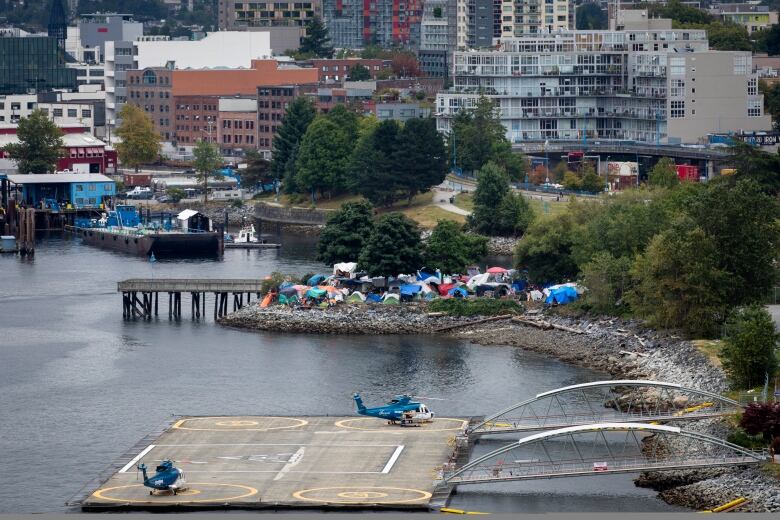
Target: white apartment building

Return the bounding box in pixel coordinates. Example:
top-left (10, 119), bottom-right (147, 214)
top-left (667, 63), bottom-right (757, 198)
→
top-left (512, 0), bottom-right (570, 35)
top-left (0, 94), bottom-right (37, 123)
top-left (436, 23), bottom-right (771, 144)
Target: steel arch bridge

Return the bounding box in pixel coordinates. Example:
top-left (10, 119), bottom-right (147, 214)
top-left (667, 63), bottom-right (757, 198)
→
top-left (468, 380), bottom-right (742, 437)
top-left (441, 423), bottom-right (765, 486)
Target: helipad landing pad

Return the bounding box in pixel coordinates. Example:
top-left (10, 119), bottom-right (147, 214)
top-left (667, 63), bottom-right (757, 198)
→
top-left (81, 416), bottom-right (465, 510)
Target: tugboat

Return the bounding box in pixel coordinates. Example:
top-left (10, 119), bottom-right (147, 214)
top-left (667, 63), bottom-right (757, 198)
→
top-left (224, 223), bottom-right (281, 249)
top-left (73, 205), bottom-right (222, 258)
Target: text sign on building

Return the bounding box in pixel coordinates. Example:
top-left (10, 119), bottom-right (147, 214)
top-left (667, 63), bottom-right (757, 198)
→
top-left (738, 132), bottom-right (780, 146)
top-left (607, 161), bottom-right (638, 176)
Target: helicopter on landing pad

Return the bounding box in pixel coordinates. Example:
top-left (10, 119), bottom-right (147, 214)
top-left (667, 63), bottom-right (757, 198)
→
top-left (138, 460), bottom-right (187, 495)
top-left (353, 393), bottom-right (439, 426)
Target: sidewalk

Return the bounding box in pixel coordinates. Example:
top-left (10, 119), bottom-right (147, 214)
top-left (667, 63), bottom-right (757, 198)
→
top-left (432, 189), bottom-right (471, 216)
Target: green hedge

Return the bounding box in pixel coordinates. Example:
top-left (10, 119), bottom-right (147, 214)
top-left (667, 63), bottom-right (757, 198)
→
top-left (428, 298), bottom-right (524, 317)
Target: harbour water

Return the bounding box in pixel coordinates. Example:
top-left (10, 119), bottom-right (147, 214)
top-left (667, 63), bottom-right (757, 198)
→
top-left (0, 232), bottom-right (682, 513)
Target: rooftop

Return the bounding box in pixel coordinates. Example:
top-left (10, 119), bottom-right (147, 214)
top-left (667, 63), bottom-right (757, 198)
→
top-left (7, 173), bottom-right (114, 184)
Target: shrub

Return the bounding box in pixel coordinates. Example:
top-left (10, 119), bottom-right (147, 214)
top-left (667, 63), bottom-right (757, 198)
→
top-left (721, 305), bottom-right (779, 388)
top-left (428, 298), bottom-right (524, 317)
top-left (259, 272), bottom-right (289, 295)
top-left (230, 199), bottom-right (244, 208)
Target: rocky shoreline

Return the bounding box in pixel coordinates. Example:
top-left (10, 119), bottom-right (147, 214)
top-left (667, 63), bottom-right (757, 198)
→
top-left (219, 304), bottom-right (779, 512)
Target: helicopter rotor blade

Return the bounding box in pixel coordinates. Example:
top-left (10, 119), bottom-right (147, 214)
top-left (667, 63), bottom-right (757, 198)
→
top-left (410, 395), bottom-right (446, 401)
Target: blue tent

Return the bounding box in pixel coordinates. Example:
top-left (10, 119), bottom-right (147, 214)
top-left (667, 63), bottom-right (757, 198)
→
top-left (400, 284), bottom-right (423, 296)
top-left (512, 280), bottom-right (527, 292)
top-left (307, 274), bottom-right (328, 286)
top-left (306, 287), bottom-right (328, 299)
top-left (545, 286), bottom-right (579, 305)
top-left (366, 293), bottom-right (383, 303)
top-left (279, 281), bottom-right (294, 289)
top-left (417, 271), bottom-right (436, 281)
top-left (448, 286), bottom-right (468, 298)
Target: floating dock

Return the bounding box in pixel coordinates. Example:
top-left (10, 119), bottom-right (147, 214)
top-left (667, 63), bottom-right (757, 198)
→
top-left (76, 415), bottom-right (471, 511)
top-left (224, 242), bottom-right (281, 249)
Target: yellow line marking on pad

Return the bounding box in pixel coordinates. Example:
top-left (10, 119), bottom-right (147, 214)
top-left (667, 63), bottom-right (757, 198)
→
top-left (334, 417), bottom-right (467, 432)
top-left (292, 486), bottom-right (432, 504)
top-left (91, 483), bottom-right (258, 503)
top-left (172, 416), bottom-right (308, 431)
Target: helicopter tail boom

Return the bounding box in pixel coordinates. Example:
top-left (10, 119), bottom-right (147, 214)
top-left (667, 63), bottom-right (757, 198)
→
top-left (353, 393), bottom-right (366, 413)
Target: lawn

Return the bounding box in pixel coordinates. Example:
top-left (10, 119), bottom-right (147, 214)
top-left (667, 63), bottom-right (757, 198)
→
top-left (453, 191), bottom-right (569, 220)
top-left (379, 193), bottom-right (466, 229)
top-left (691, 339), bottom-right (723, 367)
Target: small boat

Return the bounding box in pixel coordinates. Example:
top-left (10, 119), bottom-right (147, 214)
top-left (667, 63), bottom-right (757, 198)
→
top-left (224, 224), bottom-right (281, 249)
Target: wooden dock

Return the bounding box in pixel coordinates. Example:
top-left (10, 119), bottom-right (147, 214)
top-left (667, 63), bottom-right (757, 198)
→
top-left (118, 278), bottom-right (264, 320)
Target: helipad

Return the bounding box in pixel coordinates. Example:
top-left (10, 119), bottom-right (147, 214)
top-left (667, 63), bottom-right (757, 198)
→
top-left (78, 415), bottom-right (468, 511)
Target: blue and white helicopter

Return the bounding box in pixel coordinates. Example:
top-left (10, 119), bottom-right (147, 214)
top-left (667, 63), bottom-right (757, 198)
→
top-left (353, 393), bottom-right (438, 425)
top-left (137, 460), bottom-right (187, 495)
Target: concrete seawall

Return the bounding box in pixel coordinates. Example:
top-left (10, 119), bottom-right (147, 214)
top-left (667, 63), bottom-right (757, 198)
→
top-left (254, 202), bottom-right (332, 226)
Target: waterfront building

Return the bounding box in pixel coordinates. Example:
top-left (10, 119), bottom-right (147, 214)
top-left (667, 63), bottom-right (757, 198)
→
top-left (126, 60), bottom-right (317, 149)
top-left (218, 0), bottom-right (319, 31)
top-left (105, 31), bottom-right (274, 128)
top-left (6, 172), bottom-right (115, 209)
top-left (0, 37), bottom-right (77, 95)
top-left (217, 98), bottom-right (259, 154)
top-left (419, 0), bottom-right (457, 77)
top-left (708, 3), bottom-right (778, 34)
top-left (322, 0), bottom-right (424, 49)
top-left (305, 59), bottom-right (391, 83)
top-left (435, 22), bottom-right (771, 144)
top-left (0, 124), bottom-right (116, 174)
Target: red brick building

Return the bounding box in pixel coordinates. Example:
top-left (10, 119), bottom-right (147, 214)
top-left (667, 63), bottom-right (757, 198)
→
top-left (307, 59), bottom-right (391, 83)
top-left (217, 98), bottom-right (258, 153)
top-left (256, 84), bottom-right (316, 154)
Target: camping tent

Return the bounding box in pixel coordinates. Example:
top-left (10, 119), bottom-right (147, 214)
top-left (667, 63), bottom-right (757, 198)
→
top-left (399, 284), bottom-right (423, 297)
top-left (366, 293), bottom-right (383, 303)
top-left (307, 274), bottom-right (328, 286)
top-left (486, 266), bottom-right (508, 274)
top-left (383, 293), bottom-right (400, 305)
top-left (347, 291), bottom-right (366, 303)
top-left (544, 284), bottom-right (579, 305)
top-left (305, 287), bottom-right (328, 299)
top-left (448, 286), bottom-right (468, 298)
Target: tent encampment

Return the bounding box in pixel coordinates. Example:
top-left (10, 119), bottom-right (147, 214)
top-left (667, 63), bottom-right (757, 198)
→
top-left (347, 291), bottom-right (366, 303)
top-left (307, 274), bottom-right (328, 286)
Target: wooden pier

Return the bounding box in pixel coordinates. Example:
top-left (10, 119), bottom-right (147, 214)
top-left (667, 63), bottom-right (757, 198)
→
top-left (118, 278), bottom-right (264, 320)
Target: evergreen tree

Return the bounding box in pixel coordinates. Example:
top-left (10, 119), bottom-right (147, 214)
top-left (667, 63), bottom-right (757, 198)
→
top-left (240, 149), bottom-right (272, 190)
top-left (192, 139), bottom-right (223, 203)
top-left (393, 118), bottom-right (447, 203)
top-left (468, 162), bottom-right (509, 235)
top-left (349, 120), bottom-right (403, 206)
top-left (299, 16), bottom-right (333, 58)
top-left (271, 97), bottom-right (315, 191)
top-left (425, 220), bottom-right (488, 274)
top-left (648, 157), bottom-right (680, 188)
top-left (721, 305), bottom-right (779, 389)
top-left (359, 213), bottom-right (423, 275)
top-left (495, 191), bottom-right (535, 236)
top-left (2, 109), bottom-right (63, 174)
top-left (295, 117), bottom-right (351, 198)
top-left (580, 163), bottom-right (605, 194)
top-left (316, 200), bottom-right (375, 265)
top-left (114, 104), bottom-right (161, 172)
top-left (347, 63), bottom-right (371, 81)
top-left (326, 104), bottom-right (360, 143)
top-left (514, 212), bottom-right (579, 283)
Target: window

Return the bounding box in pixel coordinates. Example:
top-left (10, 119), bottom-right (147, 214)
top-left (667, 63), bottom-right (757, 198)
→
top-left (734, 56), bottom-right (747, 75)
top-left (27, 102), bottom-right (34, 109)
top-left (747, 78), bottom-right (757, 96)
top-left (748, 99), bottom-right (762, 116)
top-left (75, 184), bottom-right (84, 192)
top-left (67, 109), bottom-right (77, 117)
top-left (670, 79), bottom-right (685, 97)
top-left (670, 57), bottom-right (685, 76)
top-left (53, 108), bottom-right (63, 117)
top-left (142, 70), bottom-right (157, 85)
top-left (88, 184), bottom-right (96, 191)
top-left (671, 100), bottom-right (685, 118)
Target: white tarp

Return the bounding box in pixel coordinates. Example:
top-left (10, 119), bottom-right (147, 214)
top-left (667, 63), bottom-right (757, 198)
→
top-left (333, 262), bottom-right (358, 277)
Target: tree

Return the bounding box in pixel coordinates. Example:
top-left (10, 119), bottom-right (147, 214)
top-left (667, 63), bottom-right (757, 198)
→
top-left (579, 252), bottom-right (633, 314)
top-left (316, 200), bottom-right (375, 265)
top-left (721, 305), bottom-right (779, 389)
top-left (648, 157), bottom-right (680, 188)
top-left (114, 104), bottom-right (161, 172)
top-left (576, 3), bottom-right (607, 29)
top-left (739, 402), bottom-right (780, 442)
top-left (359, 213), bottom-right (423, 275)
top-left (349, 120), bottom-right (403, 206)
top-left (299, 16), bottom-right (333, 58)
top-left (391, 52), bottom-right (421, 77)
top-left (393, 118), bottom-right (448, 203)
top-left (681, 179), bottom-right (780, 306)
top-left (448, 97), bottom-right (521, 177)
top-left (192, 139), bottom-right (223, 203)
top-left (468, 162), bottom-right (509, 235)
top-left (759, 80), bottom-right (780, 130)
top-left (514, 213), bottom-right (579, 283)
top-left (166, 187), bottom-right (185, 203)
top-left (528, 164), bottom-right (547, 185)
top-left (580, 162), bottom-right (604, 193)
top-left (707, 21), bottom-right (752, 51)
top-left (325, 104), bottom-right (360, 143)
top-left (628, 216), bottom-right (729, 337)
top-left (272, 97), bottom-right (316, 192)
top-left (241, 149), bottom-right (272, 189)
top-left (562, 171), bottom-right (581, 191)
top-left (2, 109), bottom-right (63, 174)
top-left (726, 141), bottom-right (780, 195)
top-left (552, 161), bottom-right (571, 182)
top-left (295, 117), bottom-right (351, 198)
top-left (496, 192), bottom-right (534, 237)
top-left (649, 0), bottom-right (713, 25)
top-left (425, 220), bottom-right (488, 274)
top-left (347, 63), bottom-right (371, 81)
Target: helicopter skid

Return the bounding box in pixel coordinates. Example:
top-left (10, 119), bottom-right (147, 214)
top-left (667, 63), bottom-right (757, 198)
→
top-left (149, 485), bottom-right (188, 496)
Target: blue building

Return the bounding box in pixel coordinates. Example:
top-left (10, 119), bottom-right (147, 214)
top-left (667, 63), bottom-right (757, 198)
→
top-left (8, 173), bottom-right (116, 209)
